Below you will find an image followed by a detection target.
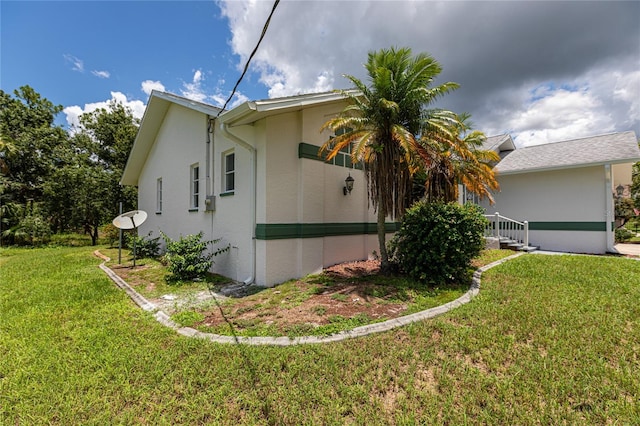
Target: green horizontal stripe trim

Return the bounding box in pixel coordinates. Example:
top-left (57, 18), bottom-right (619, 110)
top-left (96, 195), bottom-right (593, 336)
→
top-left (298, 142), bottom-right (327, 161)
top-left (528, 222), bottom-right (606, 232)
top-left (255, 222), bottom-right (400, 240)
top-left (298, 142), bottom-right (364, 170)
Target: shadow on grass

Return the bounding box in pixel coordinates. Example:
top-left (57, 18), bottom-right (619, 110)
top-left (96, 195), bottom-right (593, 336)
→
top-left (205, 281), bottom-right (276, 422)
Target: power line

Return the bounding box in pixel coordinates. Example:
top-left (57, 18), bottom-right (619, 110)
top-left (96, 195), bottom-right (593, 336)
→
top-left (217, 0), bottom-right (280, 117)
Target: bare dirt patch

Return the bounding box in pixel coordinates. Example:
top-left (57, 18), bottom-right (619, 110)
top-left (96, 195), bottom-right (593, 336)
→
top-left (110, 264), bottom-right (158, 292)
top-left (197, 260), bottom-right (411, 333)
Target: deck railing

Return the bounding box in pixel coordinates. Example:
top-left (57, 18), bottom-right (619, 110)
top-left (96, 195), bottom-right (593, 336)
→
top-left (484, 212), bottom-right (529, 248)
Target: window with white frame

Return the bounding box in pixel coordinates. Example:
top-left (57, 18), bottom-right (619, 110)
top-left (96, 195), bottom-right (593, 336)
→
top-left (190, 164), bottom-right (200, 209)
top-left (223, 151), bottom-right (235, 193)
top-left (156, 178), bottom-right (162, 213)
top-left (462, 186), bottom-right (480, 205)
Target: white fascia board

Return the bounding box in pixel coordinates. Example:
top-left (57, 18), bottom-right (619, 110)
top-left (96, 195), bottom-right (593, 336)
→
top-left (121, 96), bottom-right (169, 185)
top-left (152, 91), bottom-right (222, 116)
top-left (121, 91), bottom-right (222, 186)
top-left (220, 90), bottom-right (357, 127)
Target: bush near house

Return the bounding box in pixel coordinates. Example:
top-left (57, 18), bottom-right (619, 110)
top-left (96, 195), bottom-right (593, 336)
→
top-left (389, 201), bottom-right (488, 284)
top-left (126, 231), bottom-right (161, 259)
top-left (615, 228), bottom-right (634, 243)
top-left (161, 231), bottom-right (229, 282)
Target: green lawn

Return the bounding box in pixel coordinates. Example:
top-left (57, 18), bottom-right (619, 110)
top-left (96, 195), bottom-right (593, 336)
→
top-left (1, 246), bottom-right (639, 424)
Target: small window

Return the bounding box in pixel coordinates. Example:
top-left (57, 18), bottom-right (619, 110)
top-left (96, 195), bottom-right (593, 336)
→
top-left (224, 152), bottom-right (235, 193)
top-left (156, 178), bottom-right (162, 213)
top-left (463, 186), bottom-right (480, 205)
top-left (190, 164), bottom-right (200, 209)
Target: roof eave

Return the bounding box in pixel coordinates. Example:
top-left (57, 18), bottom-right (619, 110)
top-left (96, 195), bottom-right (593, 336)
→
top-left (121, 91), bottom-right (222, 186)
top-left (496, 157), bottom-right (640, 176)
top-left (220, 90), bottom-right (355, 127)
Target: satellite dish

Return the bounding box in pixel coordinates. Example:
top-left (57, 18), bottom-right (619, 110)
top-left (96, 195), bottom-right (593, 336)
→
top-left (112, 210), bottom-right (147, 230)
top-left (112, 210), bottom-right (148, 267)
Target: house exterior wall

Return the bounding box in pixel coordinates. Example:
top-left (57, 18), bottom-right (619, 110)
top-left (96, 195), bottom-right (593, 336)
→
top-left (478, 166), bottom-right (610, 253)
top-left (136, 104), bottom-right (253, 282)
top-left (612, 163), bottom-right (632, 187)
top-left (252, 103), bottom-right (383, 286)
top-left (134, 97), bottom-right (391, 288)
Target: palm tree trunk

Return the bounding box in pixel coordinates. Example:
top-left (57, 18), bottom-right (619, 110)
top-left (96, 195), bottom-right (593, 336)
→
top-left (377, 191), bottom-right (390, 274)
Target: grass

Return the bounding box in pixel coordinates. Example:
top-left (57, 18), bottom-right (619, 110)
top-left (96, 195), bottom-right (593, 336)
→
top-left (1, 246), bottom-right (639, 424)
top-left (100, 247), bottom-right (228, 299)
top-left (98, 248), bottom-right (516, 338)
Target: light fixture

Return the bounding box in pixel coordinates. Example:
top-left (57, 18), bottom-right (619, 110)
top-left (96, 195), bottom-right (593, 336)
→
top-left (616, 184), bottom-right (624, 198)
top-left (343, 173), bottom-right (354, 195)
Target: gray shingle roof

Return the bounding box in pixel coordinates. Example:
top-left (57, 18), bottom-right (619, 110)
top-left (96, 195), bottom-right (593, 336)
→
top-left (481, 134), bottom-right (514, 153)
top-left (495, 131), bottom-right (640, 175)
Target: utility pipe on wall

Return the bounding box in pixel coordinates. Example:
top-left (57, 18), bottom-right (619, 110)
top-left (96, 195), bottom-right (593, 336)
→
top-left (604, 164), bottom-right (618, 253)
top-left (206, 116), bottom-right (214, 198)
top-left (220, 121), bottom-right (257, 285)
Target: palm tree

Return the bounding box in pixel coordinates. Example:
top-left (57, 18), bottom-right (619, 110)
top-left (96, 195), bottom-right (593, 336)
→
top-left (419, 113), bottom-right (499, 204)
top-left (320, 47), bottom-right (459, 273)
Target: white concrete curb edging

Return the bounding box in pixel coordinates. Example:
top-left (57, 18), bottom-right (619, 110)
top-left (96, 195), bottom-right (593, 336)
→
top-left (95, 250), bottom-right (525, 346)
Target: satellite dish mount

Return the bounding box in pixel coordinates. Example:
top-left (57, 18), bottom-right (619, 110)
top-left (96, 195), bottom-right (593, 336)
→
top-left (112, 210), bottom-right (148, 267)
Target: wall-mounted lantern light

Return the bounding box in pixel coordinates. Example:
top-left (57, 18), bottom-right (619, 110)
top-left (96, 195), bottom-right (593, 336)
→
top-left (616, 184), bottom-right (625, 199)
top-left (343, 173), bottom-right (354, 195)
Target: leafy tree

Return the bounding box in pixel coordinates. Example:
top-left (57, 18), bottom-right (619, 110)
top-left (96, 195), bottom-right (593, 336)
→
top-left (77, 101), bottom-right (139, 172)
top-left (0, 86), bottom-right (68, 245)
top-left (42, 102), bottom-right (139, 244)
top-left (615, 197), bottom-right (635, 229)
top-left (321, 47), bottom-right (481, 273)
top-left (0, 87), bottom-right (139, 246)
top-left (0, 86), bottom-right (67, 203)
top-left (420, 113), bottom-right (499, 203)
top-left (632, 155), bottom-right (640, 210)
top-left (74, 100), bottom-right (139, 215)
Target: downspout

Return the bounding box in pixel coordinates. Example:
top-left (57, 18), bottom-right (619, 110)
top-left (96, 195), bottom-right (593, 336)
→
top-left (206, 116), bottom-right (213, 198)
top-left (220, 121), bottom-right (257, 285)
top-left (604, 163), bottom-right (618, 253)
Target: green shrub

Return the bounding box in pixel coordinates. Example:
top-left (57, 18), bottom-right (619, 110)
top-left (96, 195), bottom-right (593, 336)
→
top-left (161, 232), bottom-right (229, 282)
top-left (615, 227), bottom-right (634, 243)
top-left (102, 223), bottom-right (120, 247)
top-left (126, 231), bottom-right (161, 259)
top-left (10, 214), bottom-right (51, 246)
top-left (388, 201), bottom-right (488, 284)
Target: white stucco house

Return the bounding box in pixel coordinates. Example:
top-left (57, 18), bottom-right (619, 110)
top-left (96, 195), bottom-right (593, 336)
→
top-left (121, 90), bottom-right (392, 287)
top-left (122, 90), bottom-right (639, 286)
top-left (471, 131), bottom-right (640, 254)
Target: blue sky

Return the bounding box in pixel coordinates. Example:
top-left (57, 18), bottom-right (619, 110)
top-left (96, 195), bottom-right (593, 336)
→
top-left (2, 1), bottom-right (639, 146)
top-left (2, 1), bottom-right (259, 125)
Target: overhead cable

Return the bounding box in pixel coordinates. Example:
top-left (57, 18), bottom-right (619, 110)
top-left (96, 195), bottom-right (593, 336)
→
top-left (217, 0), bottom-right (280, 117)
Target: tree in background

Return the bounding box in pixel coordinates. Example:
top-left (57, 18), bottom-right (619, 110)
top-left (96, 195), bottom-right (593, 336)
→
top-left (1, 86), bottom-right (138, 245)
top-left (632, 153), bottom-right (640, 211)
top-left (43, 102), bottom-right (139, 244)
top-left (0, 86), bottom-right (67, 245)
top-left (420, 113), bottom-right (499, 203)
top-left (71, 102), bottom-right (138, 239)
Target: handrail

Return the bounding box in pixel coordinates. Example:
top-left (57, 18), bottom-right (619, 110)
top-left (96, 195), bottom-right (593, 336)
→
top-left (484, 212), bottom-right (529, 247)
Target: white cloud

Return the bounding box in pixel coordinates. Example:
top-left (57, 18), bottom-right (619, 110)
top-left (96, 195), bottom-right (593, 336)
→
top-left (181, 69), bottom-right (207, 102)
top-left (476, 64), bottom-right (640, 146)
top-left (218, 0), bottom-right (640, 142)
top-left (63, 91), bottom-right (146, 131)
top-left (63, 54), bottom-right (84, 72)
top-left (91, 70), bottom-right (110, 79)
top-left (141, 80), bottom-right (166, 96)
top-left (509, 85), bottom-right (615, 146)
